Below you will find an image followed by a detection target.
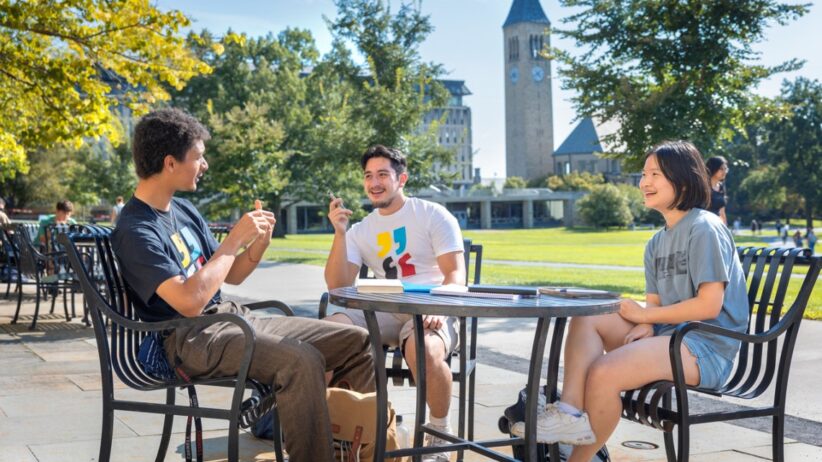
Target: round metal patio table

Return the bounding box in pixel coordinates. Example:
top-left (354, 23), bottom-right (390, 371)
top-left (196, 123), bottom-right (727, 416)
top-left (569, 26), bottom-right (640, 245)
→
top-left (329, 286), bottom-right (620, 462)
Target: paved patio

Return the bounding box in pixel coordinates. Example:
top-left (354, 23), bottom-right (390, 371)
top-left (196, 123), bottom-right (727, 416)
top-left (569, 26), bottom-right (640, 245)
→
top-left (1, 261), bottom-right (821, 461)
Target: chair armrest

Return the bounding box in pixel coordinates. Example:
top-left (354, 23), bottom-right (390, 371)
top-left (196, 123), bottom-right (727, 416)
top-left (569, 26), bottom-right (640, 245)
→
top-left (244, 300), bottom-right (294, 316)
top-left (318, 292), bottom-right (329, 319)
top-left (123, 312), bottom-right (258, 385)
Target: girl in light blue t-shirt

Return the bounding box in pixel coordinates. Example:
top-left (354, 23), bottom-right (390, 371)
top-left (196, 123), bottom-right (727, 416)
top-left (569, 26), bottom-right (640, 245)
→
top-left (511, 140), bottom-right (749, 462)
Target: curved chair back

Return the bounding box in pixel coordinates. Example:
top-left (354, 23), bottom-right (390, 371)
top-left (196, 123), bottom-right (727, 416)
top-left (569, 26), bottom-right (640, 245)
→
top-left (60, 228), bottom-right (170, 390)
top-left (722, 246), bottom-right (820, 398)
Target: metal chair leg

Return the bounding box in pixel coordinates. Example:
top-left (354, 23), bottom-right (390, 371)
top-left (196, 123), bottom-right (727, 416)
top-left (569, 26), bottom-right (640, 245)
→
top-left (663, 430), bottom-right (676, 462)
top-left (29, 279), bottom-right (41, 330)
top-left (100, 404), bottom-right (114, 462)
top-left (272, 410), bottom-right (285, 462)
top-left (156, 388), bottom-right (175, 462)
top-left (773, 413), bottom-right (785, 462)
top-left (12, 275), bottom-right (23, 324)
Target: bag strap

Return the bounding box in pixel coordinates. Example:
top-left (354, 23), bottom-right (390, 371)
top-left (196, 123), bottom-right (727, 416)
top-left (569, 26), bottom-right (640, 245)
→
top-left (176, 361), bottom-right (203, 462)
top-left (348, 425), bottom-right (363, 462)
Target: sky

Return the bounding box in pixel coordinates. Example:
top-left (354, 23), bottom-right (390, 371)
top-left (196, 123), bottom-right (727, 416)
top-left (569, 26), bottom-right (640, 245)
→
top-left (158, 0), bottom-right (821, 179)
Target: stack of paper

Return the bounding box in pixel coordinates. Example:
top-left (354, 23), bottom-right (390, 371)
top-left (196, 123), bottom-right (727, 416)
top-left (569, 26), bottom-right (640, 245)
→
top-left (355, 278), bottom-right (403, 294)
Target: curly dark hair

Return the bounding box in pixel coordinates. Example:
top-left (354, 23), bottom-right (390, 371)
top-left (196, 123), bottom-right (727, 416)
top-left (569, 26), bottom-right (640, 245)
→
top-left (645, 140), bottom-right (711, 211)
top-left (132, 108), bottom-right (211, 179)
top-left (56, 200), bottom-right (73, 213)
top-left (360, 145), bottom-right (407, 175)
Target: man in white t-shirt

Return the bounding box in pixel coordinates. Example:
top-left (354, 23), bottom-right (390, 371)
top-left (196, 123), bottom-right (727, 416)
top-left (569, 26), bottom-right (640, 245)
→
top-left (325, 145), bottom-right (465, 461)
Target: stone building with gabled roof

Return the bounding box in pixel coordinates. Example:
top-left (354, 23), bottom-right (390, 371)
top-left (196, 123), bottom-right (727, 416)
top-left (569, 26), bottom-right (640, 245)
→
top-left (553, 117), bottom-right (632, 183)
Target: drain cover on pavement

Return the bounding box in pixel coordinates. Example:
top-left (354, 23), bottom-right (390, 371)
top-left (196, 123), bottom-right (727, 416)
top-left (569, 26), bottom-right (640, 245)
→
top-left (622, 440), bottom-right (659, 450)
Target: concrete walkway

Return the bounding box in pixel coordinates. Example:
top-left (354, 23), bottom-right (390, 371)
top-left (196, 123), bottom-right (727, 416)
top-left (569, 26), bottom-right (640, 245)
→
top-left (1, 262), bottom-right (821, 461)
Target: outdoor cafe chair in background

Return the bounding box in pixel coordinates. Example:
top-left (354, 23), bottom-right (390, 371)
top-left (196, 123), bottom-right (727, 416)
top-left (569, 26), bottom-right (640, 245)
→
top-left (621, 246), bottom-right (822, 462)
top-left (1, 227), bottom-right (18, 298)
top-left (318, 238), bottom-right (483, 460)
top-left (60, 229), bottom-right (290, 462)
top-left (10, 223), bottom-right (80, 329)
top-left (208, 224), bottom-right (231, 243)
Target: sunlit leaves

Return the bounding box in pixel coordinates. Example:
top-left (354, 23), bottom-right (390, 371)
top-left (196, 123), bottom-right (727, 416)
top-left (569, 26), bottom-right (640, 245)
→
top-left (0, 0), bottom-right (209, 179)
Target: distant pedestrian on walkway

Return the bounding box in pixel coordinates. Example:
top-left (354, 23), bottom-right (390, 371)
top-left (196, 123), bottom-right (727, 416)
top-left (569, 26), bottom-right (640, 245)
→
top-left (751, 219), bottom-right (759, 235)
top-left (793, 230), bottom-right (804, 248)
top-left (781, 225), bottom-right (789, 244)
top-left (706, 156), bottom-right (729, 225)
top-left (110, 196), bottom-right (125, 224)
top-left (733, 217), bottom-right (741, 235)
top-left (806, 228), bottom-right (817, 254)
top-left (509, 140), bottom-right (749, 461)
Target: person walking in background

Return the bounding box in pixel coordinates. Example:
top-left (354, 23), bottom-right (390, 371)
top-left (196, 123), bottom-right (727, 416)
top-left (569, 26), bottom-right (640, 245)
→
top-left (110, 196), bottom-right (125, 224)
top-left (793, 230), bottom-right (804, 248)
top-left (0, 198), bottom-right (10, 228)
top-left (806, 228), bottom-right (817, 254)
top-left (781, 225), bottom-right (789, 244)
top-left (706, 156), bottom-right (729, 225)
top-left (732, 217), bottom-right (741, 235)
top-left (750, 219), bottom-right (758, 236)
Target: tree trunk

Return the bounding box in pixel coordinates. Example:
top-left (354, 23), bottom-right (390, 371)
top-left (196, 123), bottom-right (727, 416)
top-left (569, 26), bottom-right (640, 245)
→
top-left (806, 201), bottom-right (815, 230)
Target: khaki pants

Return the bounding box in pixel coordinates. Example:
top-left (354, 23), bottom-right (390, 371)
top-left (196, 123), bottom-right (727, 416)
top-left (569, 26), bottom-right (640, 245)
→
top-left (165, 301), bottom-right (376, 462)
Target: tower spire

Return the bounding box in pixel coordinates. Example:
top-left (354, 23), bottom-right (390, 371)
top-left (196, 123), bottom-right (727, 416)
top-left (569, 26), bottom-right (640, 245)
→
top-left (503, 0), bottom-right (550, 28)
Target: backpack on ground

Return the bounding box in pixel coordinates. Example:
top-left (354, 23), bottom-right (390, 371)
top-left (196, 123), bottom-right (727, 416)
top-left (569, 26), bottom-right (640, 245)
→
top-left (499, 386), bottom-right (610, 462)
top-left (251, 387), bottom-right (404, 462)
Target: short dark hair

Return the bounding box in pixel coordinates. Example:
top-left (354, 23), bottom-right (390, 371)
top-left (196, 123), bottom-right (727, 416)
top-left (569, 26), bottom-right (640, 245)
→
top-left (132, 108), bottom-right (211, 179)
top-left (360, 145), bottom-right (407, 175)
top-left (705, 156), bottom-right (728, 176)
top-left (645, 140), bottom-right (710, 211)
top-left (56, 200), bottom-right (74, 213)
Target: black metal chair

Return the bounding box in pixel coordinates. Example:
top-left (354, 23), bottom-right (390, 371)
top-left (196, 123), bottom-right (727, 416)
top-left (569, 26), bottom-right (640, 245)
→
top-left (621, 246), bottom-right (822, 462)
top-left (11, 223), bottom-right (79, 329)
top-left (60, 229), bottom-right (289, 462)
top-left (1, 227), bottom-right (18, 298)
top-left (318, 238), bottom-right (483, 461)
top-left (208, 225), bottom-right (231, 243)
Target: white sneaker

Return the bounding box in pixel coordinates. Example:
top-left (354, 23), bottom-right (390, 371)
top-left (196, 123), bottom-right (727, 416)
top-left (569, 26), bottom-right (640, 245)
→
top-left (510, 403), bottom-right (596, 445)
top-left (422, 423), bottom-right (452, 462)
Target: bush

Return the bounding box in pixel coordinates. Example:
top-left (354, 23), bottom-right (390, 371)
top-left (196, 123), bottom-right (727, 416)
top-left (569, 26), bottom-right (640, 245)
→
top-left (577, 184), bottom-right (633, 228)
top-left (503, 176), bottom-right (528, 189)
top-left (546, 171), bottom-right (605, 192)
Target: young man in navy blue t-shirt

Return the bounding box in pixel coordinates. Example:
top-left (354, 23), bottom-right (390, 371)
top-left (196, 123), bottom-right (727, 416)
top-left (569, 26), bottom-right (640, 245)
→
top-left (112, 108), bottom-right (374, 461)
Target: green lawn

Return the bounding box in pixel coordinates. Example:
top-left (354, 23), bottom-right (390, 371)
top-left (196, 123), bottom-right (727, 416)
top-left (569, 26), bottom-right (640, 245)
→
top-left (264, 228), bottom-right (821, 319)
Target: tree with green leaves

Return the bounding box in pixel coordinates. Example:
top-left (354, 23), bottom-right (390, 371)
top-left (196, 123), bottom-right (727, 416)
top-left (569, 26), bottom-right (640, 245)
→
top-left (577, 184), bottom-right (633, 228)
top-left (768, 78), bottom-right (822, 228)
top-left (0, 0), bottom-right (211, 180)
top-left (545, 171), bottom-right (604, 192)
top-left (169, 1), bottom-right (452, 231)
top-left (551, 0), bottom-right (808, 167)
top-left (503, 176), bottom-right (528, 189)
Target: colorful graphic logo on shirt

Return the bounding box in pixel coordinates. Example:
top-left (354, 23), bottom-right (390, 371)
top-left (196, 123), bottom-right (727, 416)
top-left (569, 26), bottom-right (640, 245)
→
top-left (170, 227), bottom-right (206, 277)
top-left (376, 226), bottom-right (415, 279)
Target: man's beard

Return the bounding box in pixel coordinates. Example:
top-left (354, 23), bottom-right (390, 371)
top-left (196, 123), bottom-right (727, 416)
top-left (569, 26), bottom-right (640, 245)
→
top-left (371, 195), bottom-right (395, 209)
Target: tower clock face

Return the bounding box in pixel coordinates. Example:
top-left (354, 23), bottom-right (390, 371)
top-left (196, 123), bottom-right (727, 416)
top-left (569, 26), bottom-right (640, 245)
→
top-left (531, 66), bottom-right (545, 82)
top-left (510, 67), bottom-right (519, 83)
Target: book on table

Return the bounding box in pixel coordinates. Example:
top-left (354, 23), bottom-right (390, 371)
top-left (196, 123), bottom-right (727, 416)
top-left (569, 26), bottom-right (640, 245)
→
top-left (468, 284), bottom-right (538, 297)
top-left (430, 284), bottom-right (521, 300)
top-left (538, 287), bottom-right (621, 299)
top-left (355, 278), bottom-right (403, 294)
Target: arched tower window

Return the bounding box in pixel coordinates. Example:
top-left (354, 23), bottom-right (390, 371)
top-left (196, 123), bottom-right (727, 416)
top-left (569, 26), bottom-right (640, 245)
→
top-left (508, 36), bottom-right (520, 61)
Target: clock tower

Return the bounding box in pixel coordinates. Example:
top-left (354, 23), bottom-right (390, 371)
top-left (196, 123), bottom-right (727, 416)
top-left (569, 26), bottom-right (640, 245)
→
top-left (503, 0), bottom-right (554, 181)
